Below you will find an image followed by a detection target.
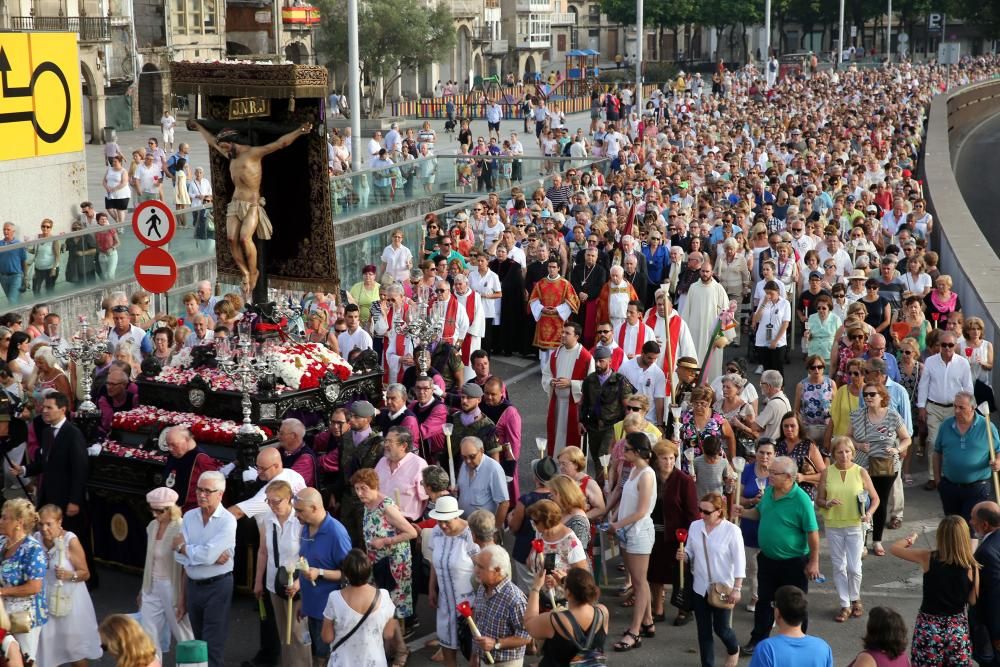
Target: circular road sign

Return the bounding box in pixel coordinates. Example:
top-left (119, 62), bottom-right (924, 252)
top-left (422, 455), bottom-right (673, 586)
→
top-left (134, 246), bottom-right (178, 293)
top-left (131, 200), bottom-right (176, 247)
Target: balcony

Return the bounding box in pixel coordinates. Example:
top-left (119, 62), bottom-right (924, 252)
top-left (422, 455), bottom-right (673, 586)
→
top-left (483, 38), bottom-right (507, 54)
top-left (10, 15), bottom-right (112, 42)
top-left (516, 0), bottom-right (551, 12)
top-left (515, 33), bottom-right (551, 48)
top-left (449, 0), bottom-right (482, 16)
top-left (550, 11), bottom-right (575, 24)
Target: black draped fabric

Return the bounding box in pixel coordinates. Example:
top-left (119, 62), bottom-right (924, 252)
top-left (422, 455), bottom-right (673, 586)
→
top-left (491, 258), bottom-right (527, 355)
top-left (625, 269), bottom-right (649, 307)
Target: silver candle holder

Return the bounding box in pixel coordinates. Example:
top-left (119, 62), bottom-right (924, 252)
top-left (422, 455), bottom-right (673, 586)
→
top-left (393, 291), bottom-right (446, 374)
top-left (56, 317), bottom-right (105, 415)
top-left (215, 320), bottom-right (276, 434)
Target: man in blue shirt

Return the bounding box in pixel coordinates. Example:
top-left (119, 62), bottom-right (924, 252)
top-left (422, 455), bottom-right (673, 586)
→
top-left (291, 487), bottom-right (352, 666)
top-left (173, 470), bottom-right (237, 667)
top-left (934, 391), bottom-right (1000, 524)
top-left (748, 586), bottom-right (833, 667)
top-left (0, 222), bottom-right (27, 304)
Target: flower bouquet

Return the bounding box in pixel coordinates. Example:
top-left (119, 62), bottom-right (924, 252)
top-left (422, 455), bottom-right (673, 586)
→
top-left (112, 406), bottom-right (273, 444)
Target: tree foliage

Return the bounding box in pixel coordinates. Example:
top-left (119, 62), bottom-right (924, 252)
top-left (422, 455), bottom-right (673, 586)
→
top-left (947, 0), bottom-right (1000, 39)
top-left (313, 0), bottom-right (456, 116)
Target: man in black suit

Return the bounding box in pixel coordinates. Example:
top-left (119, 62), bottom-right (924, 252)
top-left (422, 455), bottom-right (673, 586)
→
top-left (972, 501), bottom-right (1000, 666)
top-left (14, 392), bottom-right (94, 583)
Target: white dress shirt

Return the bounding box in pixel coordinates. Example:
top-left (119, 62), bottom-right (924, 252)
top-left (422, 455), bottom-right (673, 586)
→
top-left (175, 504), bottom-right (237, 580)
top-left (262, 513), bottom-right (302, 594)
top-left (235, 468), bottom-right (307, 520)
top-left (617, 357), bottom-right (666, 422)
top-left (686, 518), bottom-right (746, 596)
top-left (917, 353), bottom-right (974, 408)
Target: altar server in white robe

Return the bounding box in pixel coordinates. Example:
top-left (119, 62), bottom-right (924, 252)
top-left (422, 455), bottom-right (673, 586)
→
top-left (540, 321), bottom-right (595, 457)
top-left (613, 300), bottom-right (658, 361)
top-left (453, 274), bottom-right (485, 381)
top-left (645, 288), bottom-right (697, 399)
top-left (374, 284), bottom-right (413, 383)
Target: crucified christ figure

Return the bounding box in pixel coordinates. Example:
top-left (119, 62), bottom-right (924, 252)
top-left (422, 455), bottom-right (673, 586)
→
top-left (188, 119), bottom-right (312, 297)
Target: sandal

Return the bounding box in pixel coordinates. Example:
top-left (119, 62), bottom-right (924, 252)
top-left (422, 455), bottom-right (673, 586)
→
top-left (621, 593), bottom-right (636, 607)
top-left (640, 622), bottom-right (656, 638)
top-left (873, 542), bottom-right (886, 556)
top-left (617, 584), bottom-right (633, 596)
top-left (887, 517), bottom-right (903, 530)
top-left (835, 607), bottom-right (851, 623)
top-left (851, 600), bottom-right (864, 618)
top-left (904, 475), bottom-right (915, 486)
top-left (614, 630), bottom-right (643, 652)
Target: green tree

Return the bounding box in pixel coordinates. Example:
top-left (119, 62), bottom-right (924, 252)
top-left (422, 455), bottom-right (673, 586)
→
top-left (599, 0), bottom-right (697, 60)
top-left (693, 0), bottom-right (761, 62)
top-left (314, 0), bottom-right (456, 117)
top-left (947, 0), bottom-right (1000, 39)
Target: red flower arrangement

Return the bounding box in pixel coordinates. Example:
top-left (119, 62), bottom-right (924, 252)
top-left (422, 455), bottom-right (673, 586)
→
top-left (112, 407), bottom-right (273, 445)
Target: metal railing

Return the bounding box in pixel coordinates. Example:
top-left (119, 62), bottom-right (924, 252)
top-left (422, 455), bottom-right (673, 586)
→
top-left (10, 15), bottom-right (112, 41)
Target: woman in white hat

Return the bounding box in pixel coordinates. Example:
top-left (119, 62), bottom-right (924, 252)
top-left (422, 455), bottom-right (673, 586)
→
top-left (138, 487), bottom-right (192, 657)
top-left (426, 495), bottom-right (479, 667)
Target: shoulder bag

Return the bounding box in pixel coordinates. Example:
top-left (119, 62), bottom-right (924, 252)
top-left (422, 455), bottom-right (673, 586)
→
top-left (702, 532), bottom-right (736, 609)
top-left (329, 589), bottom-right (380, 654)
top-left (862, 410), bottom-right (896, 477)
top-left (272, 525), bottom-right (300, 601)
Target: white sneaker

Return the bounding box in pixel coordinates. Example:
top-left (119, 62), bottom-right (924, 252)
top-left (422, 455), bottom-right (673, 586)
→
top-left (746, 596), bottom-right (757, 612)
top-left (754, 365), bottom-right (763, 375)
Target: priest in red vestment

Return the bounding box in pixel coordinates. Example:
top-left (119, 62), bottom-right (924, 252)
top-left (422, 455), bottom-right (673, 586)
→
top-left (374, 284), bottom-right (412, 384)
top-left (529, 258), bottom-right (580, 366)
top-left (541, 321), bottom-right (594, 457)
top-left (644, 288), bottom-right (697, 401)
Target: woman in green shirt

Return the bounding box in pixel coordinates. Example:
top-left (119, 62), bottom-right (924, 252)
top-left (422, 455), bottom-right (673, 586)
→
top-left (816, 436), bottom-right (879, 623)
top-left (805, 294), bottom-right (842, 361)
top-left (349, 265), bottom-right (381, 326)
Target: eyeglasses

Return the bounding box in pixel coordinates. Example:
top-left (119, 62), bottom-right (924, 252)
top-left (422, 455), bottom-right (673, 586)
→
top-left (415, 385), bottom-right (433, 392)
top-left (462, 454), bottom-right (480, 461)
top-left (151, 507), bottom-right (167, 515)
top-left (901, 350), bottom-right (915, 355)
top-left (195, 487), bottom-right (221, 495)
top-left (434, 288), bottom-right (447, 294)
top-left (111, 305), bottom-right (129, 313)
top-left (625, 405), bottom-right (643, 412)
top-left (597, 329), bottom-right (612, 334)
top-left (850, 334), bottom-right (865, 340)
top-left (256, 463), bottom-right (277, 473)
top-left (849, 370), bottom-right (864, 376)
top-left (266, 497), bottom-right (288, 507)
top-left (863, 391), bottom-right (879, 398)
top-left (699, 507), bottom-right (718, 515)
top-left (940, 343), bottom-right (956, 348)
top-left (808, 364), bottom-right (824, 370)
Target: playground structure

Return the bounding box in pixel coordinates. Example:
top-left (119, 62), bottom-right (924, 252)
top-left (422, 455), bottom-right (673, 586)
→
top-left (562, 48), bottom-right (601, 96)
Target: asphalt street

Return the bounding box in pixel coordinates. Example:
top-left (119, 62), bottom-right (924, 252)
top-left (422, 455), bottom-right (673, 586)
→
top-left (953, 110), bottom-right (1000, 254)
top-left (80, 115), bottom-right (943, 665)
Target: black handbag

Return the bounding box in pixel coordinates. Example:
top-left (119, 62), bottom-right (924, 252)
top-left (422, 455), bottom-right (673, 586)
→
top-left (272, 525), bottom-right (300, 601)
top-left (372, 556), bottom-right (398, 592)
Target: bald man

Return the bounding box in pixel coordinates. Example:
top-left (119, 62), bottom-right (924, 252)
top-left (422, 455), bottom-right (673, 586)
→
top-left (196, 280), bottom-right (219, 318)
top-left (292, 488), bottom-right (352, 666)
top-left (971, 501), bottom-right (1000, 663)
top-left (229, 447), bottom-right (306, 520)
top-left (163, 426), bottom-right (222, 512)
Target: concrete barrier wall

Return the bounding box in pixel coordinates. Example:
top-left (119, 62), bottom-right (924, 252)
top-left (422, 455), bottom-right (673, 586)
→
top-left (922, 79), bottom-right (1000, 389)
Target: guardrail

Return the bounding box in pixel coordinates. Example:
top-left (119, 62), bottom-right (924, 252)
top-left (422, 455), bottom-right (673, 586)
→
top-left (921, 78), bottom-right (1000, 389)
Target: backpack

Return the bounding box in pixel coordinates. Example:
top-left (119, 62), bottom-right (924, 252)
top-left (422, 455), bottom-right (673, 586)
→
top-left (552, 607), bottom-right (607, 666)
top-left (166, 153), bottom-right (178, 177)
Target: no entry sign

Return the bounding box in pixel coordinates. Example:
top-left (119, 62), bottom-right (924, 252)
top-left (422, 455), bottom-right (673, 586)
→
top-left (131, 200), bottom-right (176, 247)
top-left (134, 246), bottom-right (178, 293)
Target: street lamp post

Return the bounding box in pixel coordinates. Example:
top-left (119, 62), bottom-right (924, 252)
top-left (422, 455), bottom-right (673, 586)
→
top-left (886, 0), bottom-right (892, 63)
top-left (836, 0), bottom-right (845, 69)
top-left (348, 0), bottom-right (362, 171)
top-left (763, 0), bottom-right (771, 71)
top-left (635, 0), bottom-right (643, 111)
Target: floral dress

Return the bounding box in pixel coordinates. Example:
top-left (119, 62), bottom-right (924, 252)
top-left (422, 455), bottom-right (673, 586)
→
top-left (898, 360), bottom-right (923, 416)
top-left (776, 438), bottom-right (820, 499)
top-left (0, 535), bottom-right (48, 633)
top-left (678, 410), bottom-right (726, 474)
top-left (797, 377), bottom-right (834, 431)
top-left (362, 496), bottom-right (412, 619)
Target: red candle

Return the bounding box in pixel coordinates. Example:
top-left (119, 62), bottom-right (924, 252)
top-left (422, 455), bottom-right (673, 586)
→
top-left (675, 528), bottom-right (688, 544)
top-left (531, 538), bottom-right (544, 554)
top-left (966, 348), bottom-right (974, 357)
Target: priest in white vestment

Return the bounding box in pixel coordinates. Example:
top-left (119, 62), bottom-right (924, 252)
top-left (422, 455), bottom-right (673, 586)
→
top-left (453, 274), bottom-right (485, 381)
top-left (680, 263), bottom-right (735, 383)
top-left (613, 301), bottom-right (657, 360)
top-left (540, 322), bottom-right (595, 457)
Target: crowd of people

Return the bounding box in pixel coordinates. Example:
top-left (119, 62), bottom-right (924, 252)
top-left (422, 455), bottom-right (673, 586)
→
top-left (2, 51), bottom-right (1000, 667)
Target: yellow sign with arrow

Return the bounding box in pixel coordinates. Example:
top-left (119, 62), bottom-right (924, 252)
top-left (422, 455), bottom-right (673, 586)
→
top-left (0, 32), bottom-right (83, 161)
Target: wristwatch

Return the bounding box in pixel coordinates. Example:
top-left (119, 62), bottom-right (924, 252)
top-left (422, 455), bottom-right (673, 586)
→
top-left (317, 569), bottom-right (325, 580)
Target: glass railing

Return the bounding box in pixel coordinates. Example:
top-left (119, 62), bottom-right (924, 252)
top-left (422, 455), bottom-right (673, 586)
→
top-left (330, 154), bottom-right (604, 217)
top-left (0, 205), bottom-right (216, 311)
top-left (0, 154), bottom-right (606, 314)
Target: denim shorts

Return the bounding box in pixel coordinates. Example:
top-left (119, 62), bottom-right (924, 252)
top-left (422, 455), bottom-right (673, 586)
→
top-left (620, 518), bottom-right (655, 555)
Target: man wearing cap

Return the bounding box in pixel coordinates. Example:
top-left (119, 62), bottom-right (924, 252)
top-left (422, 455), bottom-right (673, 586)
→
top-left (645, 289), bottom-right (697, 401)
top-left (529, 258), bottom-right (580, 367)
top-left (543, 322), bottom-right (594, 457)
top-left (581, 345), bottom-right (635, 478)
top-left (453, 273), bottom-right (485, 380)
top-left (457, 436), bottom-right (509, 530)
top-left (335, 400), bottom-right (384, 544)
top-left (163, 425), bottom-right (223, 512)
top-left (682, 260), bottom-right (734, 382)
top-left (337, 304), bottom-right (373, 356)
top-left (173, 470), bottom-right (237, 667)
top-left (614, 300), bottom-right (657, 361)
top-left (447, 382), bottom-right (498, 472)
top-left (596, 265), bottom-right (638, 334)
top-left (570, 247), bottom-right (608, 347)
top-left (140, 487), bottom-right (194, 654)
